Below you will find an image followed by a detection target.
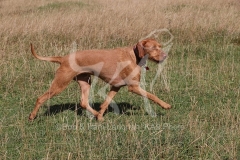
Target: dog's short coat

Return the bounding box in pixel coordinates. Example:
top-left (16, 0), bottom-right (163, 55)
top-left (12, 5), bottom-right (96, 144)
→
top-left (29, 39), bottom-right (171, 121)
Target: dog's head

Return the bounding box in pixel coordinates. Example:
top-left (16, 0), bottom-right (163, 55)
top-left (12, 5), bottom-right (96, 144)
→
top-left (135, 38), bottom-right (167, 63)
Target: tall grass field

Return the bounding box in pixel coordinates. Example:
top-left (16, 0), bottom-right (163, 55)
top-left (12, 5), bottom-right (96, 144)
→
top-left (0, 0), bottom-right (240, 159)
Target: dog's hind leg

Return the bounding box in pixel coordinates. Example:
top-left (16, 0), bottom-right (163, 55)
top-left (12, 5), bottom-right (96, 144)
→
top-left (29, 70), bottom-right (74, 120)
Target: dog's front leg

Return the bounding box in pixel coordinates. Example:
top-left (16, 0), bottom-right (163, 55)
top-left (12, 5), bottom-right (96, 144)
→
top-left (128, 85), bottom-right (171, 109)
top-left (97, 86), bottom-right (120, 121)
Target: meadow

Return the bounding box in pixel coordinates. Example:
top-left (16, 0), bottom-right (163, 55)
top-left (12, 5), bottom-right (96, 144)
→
top-left (0, 0), bottom-right (240, 159)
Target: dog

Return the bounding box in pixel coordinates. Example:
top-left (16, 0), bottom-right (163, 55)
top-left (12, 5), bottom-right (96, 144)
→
top-left (29, 38), bottom-right (171, 121)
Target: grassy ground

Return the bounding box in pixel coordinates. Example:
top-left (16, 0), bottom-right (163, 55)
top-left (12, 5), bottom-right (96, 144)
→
top-left (0, 0), bottom-right (240, 159)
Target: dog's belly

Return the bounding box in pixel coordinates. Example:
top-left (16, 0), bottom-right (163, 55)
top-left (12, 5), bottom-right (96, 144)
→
top-left (98, 71), bottom-right (139, 87)
top-left (98, 74), bottom-right (126, 87)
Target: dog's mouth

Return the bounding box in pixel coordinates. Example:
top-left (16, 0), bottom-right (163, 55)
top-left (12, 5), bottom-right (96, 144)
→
top-left (159, 56), bottom-right (168, 63)
top-left (150, 56), bottom-right (167, 63)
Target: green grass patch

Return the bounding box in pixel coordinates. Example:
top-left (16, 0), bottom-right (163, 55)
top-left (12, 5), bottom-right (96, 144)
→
top-left (1, 0), bottom-right (240, 158)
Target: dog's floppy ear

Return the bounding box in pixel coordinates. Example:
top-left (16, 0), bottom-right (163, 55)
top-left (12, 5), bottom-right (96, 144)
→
top-left (136, 41), bottom-right (146, 58)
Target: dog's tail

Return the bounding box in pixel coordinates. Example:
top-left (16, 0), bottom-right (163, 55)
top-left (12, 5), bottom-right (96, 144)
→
top-left (30, 43), bottom-right (62, 64)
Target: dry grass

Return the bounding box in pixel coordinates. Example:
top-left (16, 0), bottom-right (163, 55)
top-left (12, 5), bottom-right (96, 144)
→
top-left (0, 0), bottom-right (239, 46)
top-left (0, 0), bottom-right (240, 159)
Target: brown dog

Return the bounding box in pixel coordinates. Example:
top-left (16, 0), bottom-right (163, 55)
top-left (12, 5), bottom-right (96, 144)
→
top-left (29, 39), bottom-right (171, 121)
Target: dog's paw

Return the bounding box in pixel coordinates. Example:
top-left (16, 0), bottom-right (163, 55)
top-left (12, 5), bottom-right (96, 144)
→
top-left (29, 113), bottom-right (36, 121)
top-left (96, 114), bottom-right (104, 122)
top-left (163, 104), bottom-right (171, 109)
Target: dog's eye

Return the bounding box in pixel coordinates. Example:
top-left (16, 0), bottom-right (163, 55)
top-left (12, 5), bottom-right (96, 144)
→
top-left (144, 46), bottom-right (158, 50)
top-left (152, 46), bottom-right (160, 50)
top-left (149, 46), bottom-right (157, 50)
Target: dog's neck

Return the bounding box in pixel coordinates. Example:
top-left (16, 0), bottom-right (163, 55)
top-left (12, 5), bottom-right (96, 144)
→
top-left (133, 46), bottom-right (148, 67)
